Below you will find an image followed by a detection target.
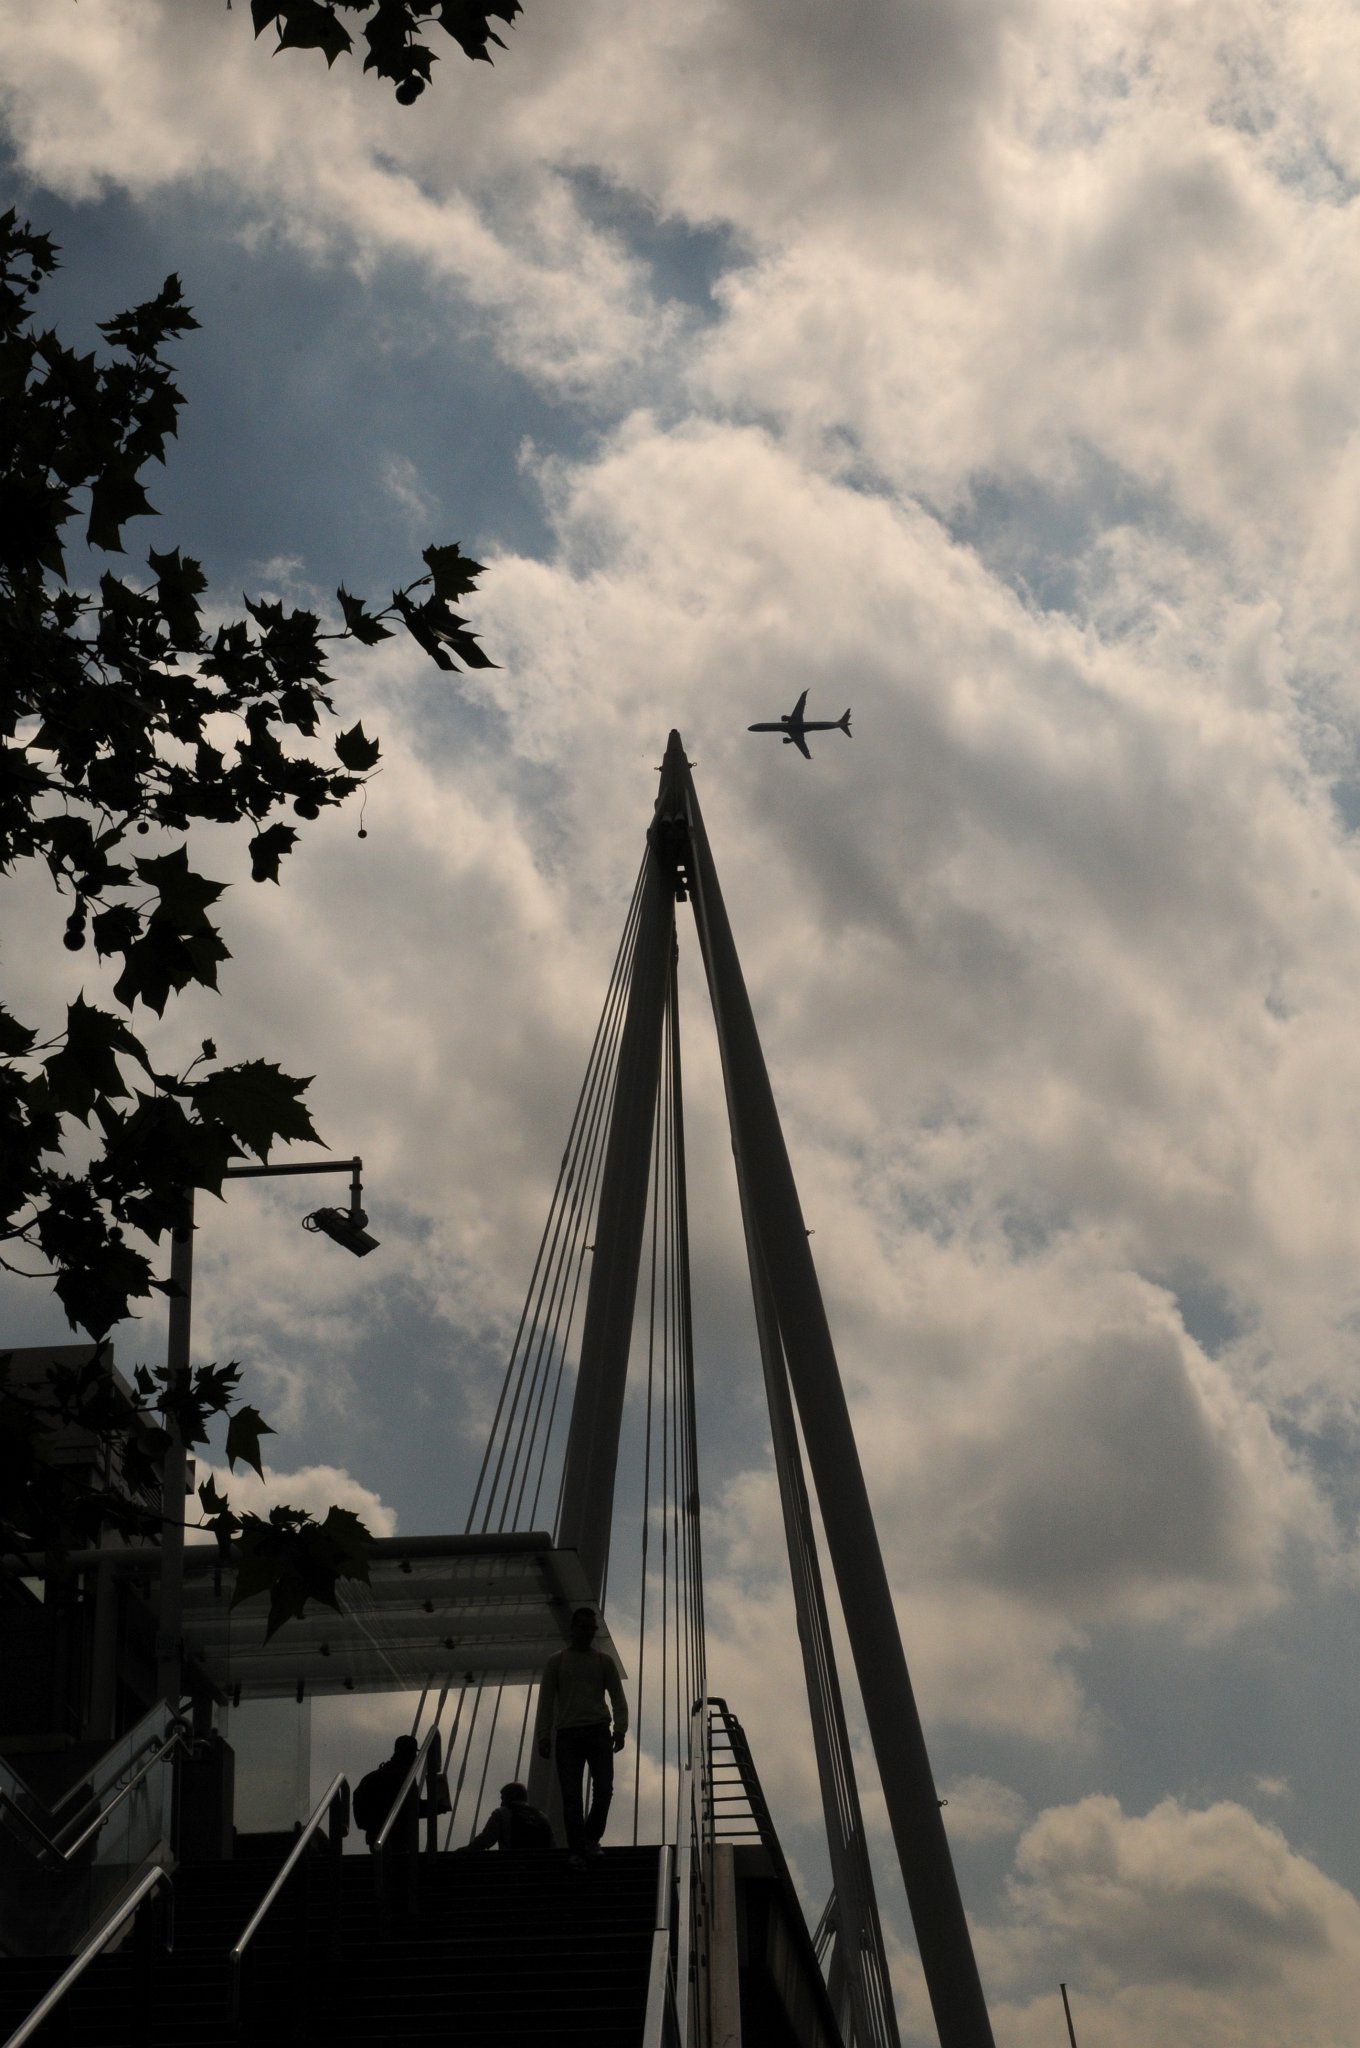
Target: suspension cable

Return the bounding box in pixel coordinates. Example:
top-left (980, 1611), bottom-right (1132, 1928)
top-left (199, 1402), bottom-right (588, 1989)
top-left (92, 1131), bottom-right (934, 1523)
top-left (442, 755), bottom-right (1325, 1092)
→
top-left (464, 858), bottom-right (645, 1532)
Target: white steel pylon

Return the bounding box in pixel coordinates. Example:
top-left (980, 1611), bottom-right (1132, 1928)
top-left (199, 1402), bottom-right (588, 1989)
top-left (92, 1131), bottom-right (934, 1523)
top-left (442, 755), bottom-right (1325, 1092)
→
top-left (556, 733), bottom-right (995, 2048)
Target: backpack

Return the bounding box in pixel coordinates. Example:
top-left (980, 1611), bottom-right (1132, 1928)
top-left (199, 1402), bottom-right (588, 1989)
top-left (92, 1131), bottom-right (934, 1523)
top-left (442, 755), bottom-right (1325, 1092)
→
top-left (352, 1766), bottom-right (388, 1836)
top-left (505, 1801), bottom-right (553, 1850)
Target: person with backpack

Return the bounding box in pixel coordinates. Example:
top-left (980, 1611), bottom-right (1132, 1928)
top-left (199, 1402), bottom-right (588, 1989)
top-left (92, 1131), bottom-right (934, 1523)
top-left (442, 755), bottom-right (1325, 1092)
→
top-left (352, 1733), bottom-right (449, 1851)
top-left (534, 1606), bottom-right (628, 1869)
top-left (466, 1781), bottom-right (554, 1851)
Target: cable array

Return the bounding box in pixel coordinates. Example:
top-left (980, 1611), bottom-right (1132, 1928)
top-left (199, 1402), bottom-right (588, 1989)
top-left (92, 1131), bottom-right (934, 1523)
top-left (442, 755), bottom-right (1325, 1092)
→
top-left (463, 856), bottom-right (646, 1540)
top-left (435, 861), bottom-right (704, 1850)
top-left (628, 941), bottom-right (706, 1846)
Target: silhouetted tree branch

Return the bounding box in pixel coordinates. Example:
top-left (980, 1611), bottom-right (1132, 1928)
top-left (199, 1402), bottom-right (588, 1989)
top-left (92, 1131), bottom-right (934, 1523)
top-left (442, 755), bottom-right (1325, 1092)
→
top-left (249, 1), bottom-right (521, 103)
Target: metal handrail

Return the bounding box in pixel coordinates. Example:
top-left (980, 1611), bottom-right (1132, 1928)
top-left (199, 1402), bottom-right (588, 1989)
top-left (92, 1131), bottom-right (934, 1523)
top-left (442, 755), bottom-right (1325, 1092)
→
top-left (60, 1727), bottom-right (188, 1860)
top-left (672, 1764), bottom-right (695, 2048)
top-left (0, 1724), bottom-right (187, 1868)
top-left (373, 1726), bottom-right (439, 1855)
top-left (1, 1861), bottom-right (172, 2048)
top-left (374, 1726), bottom-right (443, 1925)
top-left (641, 1844), bottom-right (677, 2048)
top-left (229, 1771), bottom-right (350, 2011)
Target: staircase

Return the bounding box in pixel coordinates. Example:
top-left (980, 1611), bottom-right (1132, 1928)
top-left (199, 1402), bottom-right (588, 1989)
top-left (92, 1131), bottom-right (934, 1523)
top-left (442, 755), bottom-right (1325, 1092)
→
top-left (0, 1844), bottom-right (661, 2047)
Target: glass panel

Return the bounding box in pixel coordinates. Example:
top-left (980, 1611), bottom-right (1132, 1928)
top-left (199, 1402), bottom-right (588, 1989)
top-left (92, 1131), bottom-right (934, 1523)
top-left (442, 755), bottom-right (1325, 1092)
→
top-left (0, 1704), bottom-right (175, 1957)
top-left (215, 1699), bottom-right (311, 1834)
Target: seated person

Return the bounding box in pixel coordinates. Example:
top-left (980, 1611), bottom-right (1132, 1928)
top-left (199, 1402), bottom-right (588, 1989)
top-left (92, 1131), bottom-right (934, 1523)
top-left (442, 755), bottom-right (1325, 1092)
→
top-left (467, 1780), bottom-right (553, 1851)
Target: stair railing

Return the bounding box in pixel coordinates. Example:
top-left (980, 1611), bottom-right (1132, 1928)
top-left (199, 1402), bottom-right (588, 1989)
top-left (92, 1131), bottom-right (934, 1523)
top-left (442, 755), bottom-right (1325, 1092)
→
top-left (0, 1711), bottom-right (188, 1872)
top-left (1, 1861), bottom-right (173, 2048)
top-left (653, 1694), bottom-right (716, 2048)
top-left (229, 1771), bottom-right (350, 2020)
top-left (0, 1703), bottom-right (186, 1962)
top-left (671, 1757), bottom-right (696, 2047)
top-left (641, 1843), bottom-right (680, 2048)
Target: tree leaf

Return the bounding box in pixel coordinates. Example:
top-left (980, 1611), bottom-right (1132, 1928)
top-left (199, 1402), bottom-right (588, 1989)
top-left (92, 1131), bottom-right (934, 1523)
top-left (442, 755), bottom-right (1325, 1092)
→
top-left (191, 1059), bottom-right (319, 1159)
top-left (229, 1501), bottom-right (372, 1640)
top-left (337, 585), bottom-right (393, 645)
top-left (0, 1006), bottom-right (37, 1057)
top-left (225, 1402), bottom-right (274, 1480)
top-left (42, 995), bottom-right (144, 1124)
top-left (248, 821), bottom-right (299, 883)
top-left (134, 846), bottom-right (228, 929)
top-left (421, 541), bottom-right (486, 603)
top-left (148, 545), bottom-right (207, 648)
top-left (334, 721), bottom-right (381, 771)
top-left (87, 469), bottom-right (156, 553)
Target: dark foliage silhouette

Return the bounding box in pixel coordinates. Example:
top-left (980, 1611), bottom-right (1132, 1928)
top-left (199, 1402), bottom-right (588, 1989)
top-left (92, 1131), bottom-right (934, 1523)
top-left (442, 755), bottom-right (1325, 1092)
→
top-left (0, 210), bottom-right (491, 1624)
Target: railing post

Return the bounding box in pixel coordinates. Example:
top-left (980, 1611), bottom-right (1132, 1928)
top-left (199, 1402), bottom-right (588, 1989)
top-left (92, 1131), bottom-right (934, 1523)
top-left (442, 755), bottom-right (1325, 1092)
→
top-left (328, 1782), bottom-right (348, 1963)
top-left (425, 1731), bottom-right (441, 1859)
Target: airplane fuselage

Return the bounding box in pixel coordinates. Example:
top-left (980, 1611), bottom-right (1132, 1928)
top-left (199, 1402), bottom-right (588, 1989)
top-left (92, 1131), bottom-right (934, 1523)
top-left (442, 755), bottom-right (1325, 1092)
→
top-left (747, 719), bottom-right (847, 734)
top-left (747, 692), bottom-right (852, 758)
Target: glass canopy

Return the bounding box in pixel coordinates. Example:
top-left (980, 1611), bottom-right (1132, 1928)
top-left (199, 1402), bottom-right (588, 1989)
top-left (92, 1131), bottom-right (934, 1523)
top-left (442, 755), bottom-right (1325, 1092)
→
top-left (177, 1532), bottom-right (622, 1702)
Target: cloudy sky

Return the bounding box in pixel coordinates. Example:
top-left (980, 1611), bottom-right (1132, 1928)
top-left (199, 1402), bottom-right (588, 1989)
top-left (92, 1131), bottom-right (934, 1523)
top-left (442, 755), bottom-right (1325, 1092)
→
top-left (7, 1), bottom-right (1360, 2039)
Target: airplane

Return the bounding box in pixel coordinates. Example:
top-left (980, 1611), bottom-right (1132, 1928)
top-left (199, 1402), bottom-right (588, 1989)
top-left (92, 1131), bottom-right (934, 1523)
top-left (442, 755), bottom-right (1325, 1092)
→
top-left (747, 689), bottom-right (852, 761)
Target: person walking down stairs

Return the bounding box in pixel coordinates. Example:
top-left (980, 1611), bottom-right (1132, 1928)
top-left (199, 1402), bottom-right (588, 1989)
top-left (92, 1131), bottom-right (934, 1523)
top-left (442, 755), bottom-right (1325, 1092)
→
top-left (535, 1607), bottom-right (628, 1869)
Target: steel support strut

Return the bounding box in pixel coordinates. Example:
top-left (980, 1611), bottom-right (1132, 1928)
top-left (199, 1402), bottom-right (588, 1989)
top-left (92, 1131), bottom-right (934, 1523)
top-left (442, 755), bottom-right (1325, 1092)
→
top-left (674, 730), bottom-right (996, 2048)
top-left (555, 751), bottom-right (682, 1598)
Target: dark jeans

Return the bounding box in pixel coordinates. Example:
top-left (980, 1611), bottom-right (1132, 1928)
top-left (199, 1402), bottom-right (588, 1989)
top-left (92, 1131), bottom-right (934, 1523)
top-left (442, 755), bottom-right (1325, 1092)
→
top-left (554, 1723), bottom-right (614, 1853)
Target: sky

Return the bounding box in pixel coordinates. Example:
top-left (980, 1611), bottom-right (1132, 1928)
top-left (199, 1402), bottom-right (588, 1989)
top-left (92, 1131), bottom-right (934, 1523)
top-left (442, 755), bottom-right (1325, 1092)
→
top-left (5, 1), bottom-right (1360, 2040)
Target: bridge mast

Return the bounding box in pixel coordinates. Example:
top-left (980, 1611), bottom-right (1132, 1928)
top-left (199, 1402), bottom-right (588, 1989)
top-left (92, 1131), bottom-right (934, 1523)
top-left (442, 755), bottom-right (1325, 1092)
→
top-left (555, 742), bottom-right (684, 1593)
top-left (675, 732), bottom-right (996, 2048)
top-left (553, 731), bottom-right (994, 2048)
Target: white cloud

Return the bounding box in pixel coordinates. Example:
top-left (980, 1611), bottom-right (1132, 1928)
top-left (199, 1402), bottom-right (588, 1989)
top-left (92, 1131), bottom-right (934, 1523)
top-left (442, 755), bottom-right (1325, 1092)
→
top-left (8, 4), bottom-right (1360, 2027)
top-left (939, 1774), bottom-right (1030, 1843)
top-left (984, 1796), bottom-right (1360, 2047)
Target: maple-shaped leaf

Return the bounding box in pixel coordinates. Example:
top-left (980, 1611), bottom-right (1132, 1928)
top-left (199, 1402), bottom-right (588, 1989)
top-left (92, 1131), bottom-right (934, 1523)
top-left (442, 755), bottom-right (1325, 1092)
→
top-left (438, 1), bottom-right (522, 61)
top-left (148, 545), bottom-right (207, 648)
top-left (229, 1501), bottom-right (371, 1640)
top-left (334, 722), bottom-right (381, 771)
top-left (315, 1503), bottom-right (372, 1587)
top-left (50, 1230), bottom-right (156, 1341)
top-left (0, 1006), bottom-right (37, 1057)
top-left (197, 1474), bottom-right (240, 1547)
top-left (421, 542), bottom-right (486, 604)
top-left (267, 0), bottom-right (353, 65)
top-left (96, 274), bottom-right (199, 354)
top-left (248, 821), bottom-right (299, 884)
top-left (134, 846), bottom-right (228, 930)
top-left (87, 470), bottom-right (156, 553)
top-left (225, 1402), bottom-right (274, 1480)
top-left (192, 1060), bottom-right (319, 1160)
top-left (198, 1474), bottom-right (231, 1517)
top-left (337, 585), bottom-right (393, 646)
top-left (112, 923), bottom-right (231, 1016)
top-left (42, 995), bottom-right (146, 1124)
top-left (90, 903), bottom-right (142, 961)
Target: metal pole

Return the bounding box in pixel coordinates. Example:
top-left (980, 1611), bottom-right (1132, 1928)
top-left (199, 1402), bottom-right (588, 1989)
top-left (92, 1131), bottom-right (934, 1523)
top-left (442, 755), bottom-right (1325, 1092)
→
top-left (155, 1191), bottom-right (194, 1707)
top-left (222, 1157), bottom-right (361, 1182)
top-left (677, 732), bottom-right (995, 2048)
top-left (1060, 1983), bottom-right (1079, 2048)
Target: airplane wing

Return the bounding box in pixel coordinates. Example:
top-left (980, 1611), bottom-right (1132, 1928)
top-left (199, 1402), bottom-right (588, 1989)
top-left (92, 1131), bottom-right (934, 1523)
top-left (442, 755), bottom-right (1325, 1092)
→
top-left (790, 730), bottom-right (812, 760)
top-left (789, 688), bottom-right (809, 723)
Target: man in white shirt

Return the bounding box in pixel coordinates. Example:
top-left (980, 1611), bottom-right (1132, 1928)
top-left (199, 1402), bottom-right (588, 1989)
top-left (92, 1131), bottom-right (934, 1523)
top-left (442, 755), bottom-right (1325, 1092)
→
top-left (535, 1606), bottom-right (628, 1866)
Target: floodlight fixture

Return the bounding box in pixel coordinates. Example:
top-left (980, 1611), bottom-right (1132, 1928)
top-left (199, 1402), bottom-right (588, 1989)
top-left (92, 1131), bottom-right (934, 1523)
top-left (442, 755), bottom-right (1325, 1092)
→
top-left (302, 1203), bottom-right (379, 1257)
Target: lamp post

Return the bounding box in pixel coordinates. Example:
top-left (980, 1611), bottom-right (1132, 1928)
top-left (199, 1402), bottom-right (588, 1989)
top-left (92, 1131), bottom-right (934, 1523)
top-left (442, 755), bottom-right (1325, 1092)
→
top-left (155, 1157), bottom-right (377, 1708)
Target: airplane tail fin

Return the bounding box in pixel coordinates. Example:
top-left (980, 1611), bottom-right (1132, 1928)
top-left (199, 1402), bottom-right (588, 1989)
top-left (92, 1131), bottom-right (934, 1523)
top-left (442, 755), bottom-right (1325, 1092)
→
top-left (839, 709), bottom-right (852, 736)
